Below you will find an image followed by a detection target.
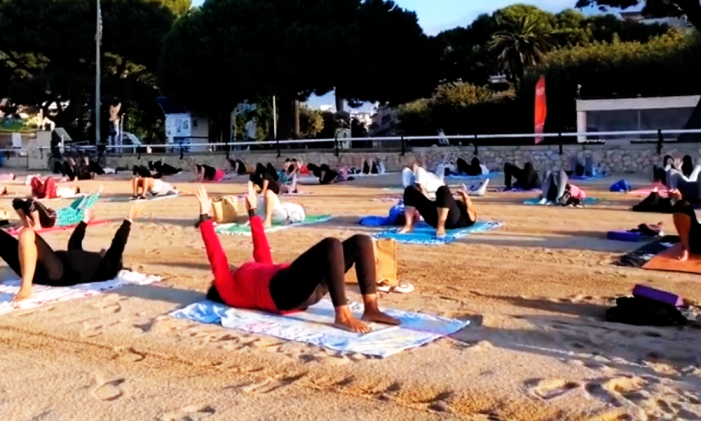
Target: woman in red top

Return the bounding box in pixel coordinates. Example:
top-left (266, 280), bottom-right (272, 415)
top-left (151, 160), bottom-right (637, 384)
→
top-left (196, 186), bottom-right (399, 333)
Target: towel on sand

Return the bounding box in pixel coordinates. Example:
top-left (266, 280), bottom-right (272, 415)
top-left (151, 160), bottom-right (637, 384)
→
top-left (0, 270), bottom-right (161, 316)
top-left (170, 299), bottom-right (469, 358)
top-left (215, 215), bottom-right (333, 236)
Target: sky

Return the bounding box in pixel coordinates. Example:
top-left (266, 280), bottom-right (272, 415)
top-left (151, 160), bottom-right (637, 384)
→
top-left (189, 0), bottom-right (631, 110)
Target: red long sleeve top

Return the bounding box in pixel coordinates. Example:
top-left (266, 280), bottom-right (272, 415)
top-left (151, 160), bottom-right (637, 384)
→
top-left (199, 215), bottom-right (289, 313)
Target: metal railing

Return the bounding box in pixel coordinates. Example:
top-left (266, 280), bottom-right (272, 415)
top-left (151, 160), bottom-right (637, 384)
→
top-left (2, 128), bottom-right (701, 161)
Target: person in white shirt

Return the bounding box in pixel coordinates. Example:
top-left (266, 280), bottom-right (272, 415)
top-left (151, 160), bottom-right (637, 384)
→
top-left (401, 161), bottom-right (444, 200)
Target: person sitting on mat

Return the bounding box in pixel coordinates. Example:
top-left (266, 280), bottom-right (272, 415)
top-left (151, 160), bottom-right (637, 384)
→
top-left (194, 164), bottom-right (225, 182)
top-left (670, 189), bottom-right (701, 262)
top-left (12, 188), bottom-right (101, 230)
top-left (132, 177), bottom-right (178, 200)
top-left (399, 185), bottom-right (476, 237)
top-left (504, 162), bottom-right (540, 191)
top-left (29, 176), bottom-right (81, 200)
top-left (278, 160), bottom-right (300, 194)
top-left (196, 186), bottom-right (398, 333)
top-left (149, 160), bottom-right (182, 176)
top-left (401, 161), bottom-right (445, 200)
top-left (0, 205), bottom-right (138, 302)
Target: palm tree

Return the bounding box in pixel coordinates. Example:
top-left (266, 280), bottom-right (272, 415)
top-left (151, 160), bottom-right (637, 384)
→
top-left (490, 15), bottom-right (553, 87)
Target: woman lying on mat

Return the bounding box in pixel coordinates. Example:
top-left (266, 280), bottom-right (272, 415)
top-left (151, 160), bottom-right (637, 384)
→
top-left (14, 188), bottom-right (102, 230)
top-left (149, 160), bottom-right (182, 176)
top-left (399, 185), bottom-right (476, 237)
top-left (503, 162), bottom-right (540, 191)
top-left (194, 164), bottom-right (225, 182)
top-left (538, 170), bottom-right (587, 206)
top-left (227, 158), bottom-right (248, 175)
top-left (0, 205), bottom-right (138, 302)
top-left (247, 165), bottom-right (301, 226)
top-left (29, 176), bottom-right (81, 200)
top-left (670, 190), bottom-right (701, 262)
top-left (196, 186), bottom-right (399, 333)
top-left (401, 161), bottom-right (445, 199)
top-left (306, 163), bottom-right (352, 185)
top-left (132, 177), bottom-right (178, 200)
top-left (133, 164), bottom-right (162, 179)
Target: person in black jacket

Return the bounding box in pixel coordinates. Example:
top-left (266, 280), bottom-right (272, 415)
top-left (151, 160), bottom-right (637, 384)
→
top-left (0, 205), bottom-right (139, 302)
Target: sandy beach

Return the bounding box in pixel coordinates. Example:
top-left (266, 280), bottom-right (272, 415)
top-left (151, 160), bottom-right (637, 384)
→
top-left (0, 170), bottom-right (700, 420)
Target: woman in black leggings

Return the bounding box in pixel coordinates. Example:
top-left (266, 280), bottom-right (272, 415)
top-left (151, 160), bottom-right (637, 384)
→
top-left (306, 163), bottom-right (342, 185)
top-left (504, 162), bottom-right (540, 190)
top-left (399, 185), bottom-right (476, 237)
top-left (457, 157), bottom-right (482, 176)
top-left (227, 158), bottom-right (248, 175)
top-left (150, 160), bottom-right (182, 176)
top-left (0, 206), bottom-right (137, 302)
top-left (196, 186), bottom-right (398, 333)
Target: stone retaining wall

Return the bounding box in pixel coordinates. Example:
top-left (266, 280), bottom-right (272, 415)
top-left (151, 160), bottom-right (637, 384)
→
top-left (103, 142), bottom-right (701, 174)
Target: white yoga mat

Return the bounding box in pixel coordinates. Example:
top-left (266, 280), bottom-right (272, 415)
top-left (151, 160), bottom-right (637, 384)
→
top-left (0, 270), bottom-right (161, 316)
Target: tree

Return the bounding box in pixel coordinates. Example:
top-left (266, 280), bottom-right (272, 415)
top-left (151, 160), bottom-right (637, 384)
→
top-left (575, 0), bottom-right (701, 34)
top-left (0, 0), bottom-right (182, 142)
top-left (490, 14), bottom-right (554, 86)
top-left (298, 107), bottom-right (325, 138)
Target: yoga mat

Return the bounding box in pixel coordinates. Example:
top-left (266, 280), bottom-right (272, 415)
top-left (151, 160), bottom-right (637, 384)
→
top-left (130, 192), bottom-right (179, 202)
top-left (355, 172), bottom-right (395, 177)
top-left (445, 172), bottom-right (501, 181)
top-left (215, 215), bottom-right (333, 236)
top-left (373, 221), bottom-right (502, 245)
top-left (492, 187), bottom-right (540, 193)
top-left (170, 299), bottom-right (469, 358)
top-left (615, 235), bottom-right (679, 268)
top-left (43, 193), bottom-right (86, 201)
top-left (643, 244), bottom-right (701, 274)
top-left (0, 270), bottom-right (161, 316)
top-left (569, 174), bottom-right (606, 181)
top-left (629, 185), bottom-right (669, 198)
top-left (523, 197), bottom-right (599, 206)
top-left (4, 219), bottom-right (109, 236)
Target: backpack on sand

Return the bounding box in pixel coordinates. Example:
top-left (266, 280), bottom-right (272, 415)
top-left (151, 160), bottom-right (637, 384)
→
top-left (606, 296), bottom-right (687, 327)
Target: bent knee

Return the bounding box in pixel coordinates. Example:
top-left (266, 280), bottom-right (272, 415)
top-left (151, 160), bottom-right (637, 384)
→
top-left (18, 227), bottom-right (36, 243)
top-left (348, 234), bottom-right (372, 248)
top-left (319, 237), bottom-right (342, 253)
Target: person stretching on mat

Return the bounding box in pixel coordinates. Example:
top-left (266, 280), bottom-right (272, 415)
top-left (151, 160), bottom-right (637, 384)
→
top-left (196, 186), bottom-right (399, 333)
top-left (504, 162), bottom-right (540, 191)
top-left (227, 158), bottom-right (248, 175)
top-left (399, 185), bottom-right (476, 237)
top-left (132, 177), bottom-right (178, 200)
top-left (670, 189), bottom-right (701, 262)
top-left (248, 164), bottom-right (286, 227)
top-left (194, 164), bottom-right (225, 182)
top-left (29, 176), bottom-right (80, 199)
top-left (149, 160), bottom-right (182, 176)
top-left (13, 188), bottom-right (101, 230)
top-left (664, 158), bottom-right (701, 205)
top-left (0, 205), bottom-right (139, 302)
top-left (401, 161), bottom-right (445, 199)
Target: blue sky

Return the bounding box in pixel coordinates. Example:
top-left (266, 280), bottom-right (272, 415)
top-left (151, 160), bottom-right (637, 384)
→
top-left (189, 0), bottom-right (631, 109)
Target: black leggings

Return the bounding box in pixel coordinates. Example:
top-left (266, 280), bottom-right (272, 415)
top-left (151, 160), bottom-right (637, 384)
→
top-left (403, 185), bottom-right (473, 229)
top-left (61, 162), bottom-right (76, 181)
top-left (89, 161), bottom-right (105, 175)
top-left (307, 163), bottom-right (339, 185)
top-left (250, 165), bottom-right (280, 195)
top-left (457, 157), bottom-right (481, 176)
top-left (12, 198), bottom-right (56, 228)
top-left (157, 162), bottom-right (182, 176)
top-left (268, 235), bottom-right (377, 310)
top-left (228, 159), bottom-right (247, 175)
top-left (0, 229), bottom-right (64, 286)
top-left (504, 162), bottom-right (539, 190)
top-left (133, 165), bottom-right (161, 179)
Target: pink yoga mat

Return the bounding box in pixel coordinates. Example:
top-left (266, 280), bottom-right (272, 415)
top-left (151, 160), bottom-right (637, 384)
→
top-left (629, 184), bottom-right (668, 198)
top-left (5, 220), bottom-right (109, 236)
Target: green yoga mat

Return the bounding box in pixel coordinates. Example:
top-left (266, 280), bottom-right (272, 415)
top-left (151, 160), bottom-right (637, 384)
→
top-left (215, 215), bottom-right (333, 236)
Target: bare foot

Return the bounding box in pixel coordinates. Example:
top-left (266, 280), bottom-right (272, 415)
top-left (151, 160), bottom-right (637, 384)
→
top-left (436, 227), bottom-right (446, 237)
top-left (679, 249), bottom-right (689, 262)
top-left (397, 226), bottom-right (413, 234)
top-left (362, 309), bottom-right (400, 326)
top-left (262, 220), bottom-right (272, 229)
top-left (334, 316), bottom-right (372, 333)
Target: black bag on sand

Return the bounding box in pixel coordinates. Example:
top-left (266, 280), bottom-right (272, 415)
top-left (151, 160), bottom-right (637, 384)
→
top-left (606, 296), bottom-right (687, 327)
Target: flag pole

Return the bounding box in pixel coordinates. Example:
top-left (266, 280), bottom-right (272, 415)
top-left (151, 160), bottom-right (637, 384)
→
top-left (95, 0), bottom-right (101, 146)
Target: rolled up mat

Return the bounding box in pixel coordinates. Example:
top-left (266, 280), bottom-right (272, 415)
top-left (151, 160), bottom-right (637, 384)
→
top-left (632, 284), bottom-right (682, 307)
top-left (607, 230), bottom-right (643, 242)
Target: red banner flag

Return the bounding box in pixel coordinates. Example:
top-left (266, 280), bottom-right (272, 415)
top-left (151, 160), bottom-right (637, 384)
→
top-left (534, 76), bottom-right (547, 144)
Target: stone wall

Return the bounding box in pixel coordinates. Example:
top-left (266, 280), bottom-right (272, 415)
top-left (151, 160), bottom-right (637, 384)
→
top-left (103, 142), bottom-right (701, 175)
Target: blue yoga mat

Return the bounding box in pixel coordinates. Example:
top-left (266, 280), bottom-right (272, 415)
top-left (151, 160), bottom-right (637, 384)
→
top-left (372, 221), bottom-right (502, 245)
top-left (170, 299), bottom-right (469, 358)
top-left (445, 172), bottom-right (501, 181)
top-left (523, 197), bottom-right (599, 206)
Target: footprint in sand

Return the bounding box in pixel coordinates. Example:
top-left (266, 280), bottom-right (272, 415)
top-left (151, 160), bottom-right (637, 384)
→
top-left (92, 378), bottom-right (127, 401)
top-left (525, 379), bottom-right (581, 400)
top-left (157, 404), bottom-right (216, 421)
top-left (113, 346), bottom-right (146, 363)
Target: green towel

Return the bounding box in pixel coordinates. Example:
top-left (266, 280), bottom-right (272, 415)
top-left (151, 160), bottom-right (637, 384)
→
top-left (215, 215), bottom-right (333, 236)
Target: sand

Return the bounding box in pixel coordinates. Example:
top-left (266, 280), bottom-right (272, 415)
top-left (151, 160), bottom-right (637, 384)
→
top-left (0, 169), bottom-right (700, 420)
